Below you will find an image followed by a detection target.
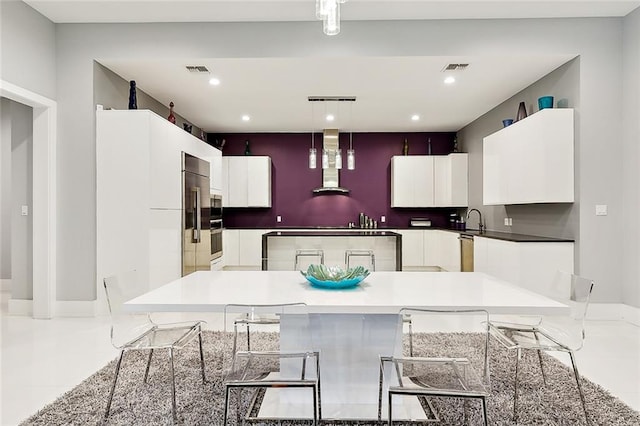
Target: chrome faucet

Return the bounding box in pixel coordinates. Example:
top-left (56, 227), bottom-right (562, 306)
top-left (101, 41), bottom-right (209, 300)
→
top-left (466, 208), bottom-right (484, 233)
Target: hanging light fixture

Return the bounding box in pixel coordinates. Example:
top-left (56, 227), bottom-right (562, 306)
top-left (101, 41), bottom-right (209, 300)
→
top-left (335, 148), bottom-right (343, 169)
top-left (309, 102), bottom-right (317, 169)
top-left (347, 133), bottom-right (355, 170)
top-left (316, 0), bottom-right (346, 36)
top-left (322, 148), bottom-right (329, 169)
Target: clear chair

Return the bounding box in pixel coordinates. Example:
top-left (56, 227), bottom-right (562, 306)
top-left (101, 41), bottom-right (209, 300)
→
top-left (294, 249), bottom-right (325, 271)
top-left (223, 303), bottom-right (322, 425)
top-left (378, 308), bottom-right (491, 425)
top-left (487, 271), bottom-right (594, 423)
top-left (103, 272), bottom-right (206, 422)
top-left (345, 249), bottom-right (376, 270)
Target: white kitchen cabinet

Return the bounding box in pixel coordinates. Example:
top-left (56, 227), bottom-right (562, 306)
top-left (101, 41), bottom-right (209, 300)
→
top-left (221, 229), bottom-right (266, 270)
top-left (223, 156), bottom-right (272, 207)
top-left (424, 230), bottom-right (461, 272)
top-left (391, 154), bottom-right (467, 208)
top-left (483, 108), bottom-right (574, 205)
top-left (96, 110), bottom-right (219, 292)
top-left (222, 229), bottom-right (240, 267)
top-left (210, 150), bottom-right (223, 192)
top-left (434, 154), bottom-right (468, 207)
top-left (397, 230), bottom-right (425, 269)
top-left (473, 236), bottom-right (574, 295)
top-left (391, 156), bottom-right (433, 207)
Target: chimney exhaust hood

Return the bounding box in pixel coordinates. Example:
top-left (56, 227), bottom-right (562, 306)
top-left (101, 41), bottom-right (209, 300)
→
top-left (312, 129), bottom-right (349, 195)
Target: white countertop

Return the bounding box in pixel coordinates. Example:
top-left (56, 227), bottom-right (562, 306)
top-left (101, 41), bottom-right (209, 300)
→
top-left (125, 271), bottom-right (568, 315)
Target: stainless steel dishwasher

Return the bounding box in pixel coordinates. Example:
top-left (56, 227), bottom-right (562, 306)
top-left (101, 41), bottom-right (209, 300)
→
top-left (459, 234), bottom-right (474, 272)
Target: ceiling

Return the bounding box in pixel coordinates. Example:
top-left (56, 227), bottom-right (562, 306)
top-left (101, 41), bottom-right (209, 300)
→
top-left (24, 1), bottom-right (639, 133)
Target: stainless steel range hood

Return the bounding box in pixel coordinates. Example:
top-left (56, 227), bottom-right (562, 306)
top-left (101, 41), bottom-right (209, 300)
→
top-left (312, 129), bottom-right (349, 195)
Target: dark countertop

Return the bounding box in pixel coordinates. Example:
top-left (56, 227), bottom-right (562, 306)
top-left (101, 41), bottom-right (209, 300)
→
top-left (453, 229), bottom-right (574, 243)
top-left (227, 227), bottom-right (572, 243)
top-left (263, 230), bottom-right (402, 237)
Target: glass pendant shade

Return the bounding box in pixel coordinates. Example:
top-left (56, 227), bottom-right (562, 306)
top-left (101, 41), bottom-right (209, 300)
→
top-left (323, 0), bottom-right (340, 35)
top-left (322, 149), bottom-right (329, 169)
top-left (309, 147), bottom-right (317, 169)
top-left (335, 149), bottom-right (343, 169)
top-left (347, 148), bottom-right (355, 170)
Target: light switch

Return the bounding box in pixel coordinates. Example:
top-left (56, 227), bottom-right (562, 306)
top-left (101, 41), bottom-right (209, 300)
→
top-left (595, 205), bottom-right (608, 216)
top-left (381, 216), bottom-right (386, 223)
top-left (21, 205), bottom-right (28, 216)
top-left (276, 215), bottom-right (282, 223)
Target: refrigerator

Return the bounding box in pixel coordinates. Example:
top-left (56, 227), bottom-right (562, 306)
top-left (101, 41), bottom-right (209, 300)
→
top-left (182, 152), bottom-right (212, 276)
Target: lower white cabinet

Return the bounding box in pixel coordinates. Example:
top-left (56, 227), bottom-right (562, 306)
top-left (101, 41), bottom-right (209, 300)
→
top-left (400, 229), bottom-right (461, 272)
top-left (473, 236), bottom-right (574, 295)
top-left (222, 229), bottom-right (266, 270)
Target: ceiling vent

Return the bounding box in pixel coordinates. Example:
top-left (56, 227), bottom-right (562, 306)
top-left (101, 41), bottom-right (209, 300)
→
top-left (442, 63), bottom-right (469, 71)
top-left (185, 65), bottom-right (210, 73)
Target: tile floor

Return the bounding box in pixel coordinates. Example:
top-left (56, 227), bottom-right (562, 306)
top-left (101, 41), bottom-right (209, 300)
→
top-left (1, 290), bottom-right (639, 425)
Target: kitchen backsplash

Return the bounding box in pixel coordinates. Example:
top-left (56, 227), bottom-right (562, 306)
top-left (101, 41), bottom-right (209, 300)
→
top-left (208, 131), bottom-right (459, 228)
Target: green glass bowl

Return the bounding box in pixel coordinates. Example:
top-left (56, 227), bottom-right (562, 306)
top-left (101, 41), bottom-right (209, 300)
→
top-left (300, 264), bottom-right (370, 289)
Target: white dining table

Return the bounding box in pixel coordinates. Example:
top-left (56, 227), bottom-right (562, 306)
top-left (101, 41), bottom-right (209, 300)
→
top-left (125, 270), bottom-right (568, 421)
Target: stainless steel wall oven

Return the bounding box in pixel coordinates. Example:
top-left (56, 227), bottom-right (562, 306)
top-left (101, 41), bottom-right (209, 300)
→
top-left (210, 195), bottom-right (223, 260)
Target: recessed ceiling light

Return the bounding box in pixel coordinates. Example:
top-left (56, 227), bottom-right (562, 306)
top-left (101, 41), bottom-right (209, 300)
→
top-left (241, 115), bottom-right (250, 122)
top-left (326, 114), bottom-right (335, 122)
top-left (444, 76), bottom-right (456, 85)
top-left (411, 114), bottom-right (420, 121)
top-left (209, 77), bottom-right (220, 86)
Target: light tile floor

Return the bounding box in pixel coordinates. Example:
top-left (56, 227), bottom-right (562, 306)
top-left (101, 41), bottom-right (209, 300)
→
top-left (1, 291), bottom-right (639, 425)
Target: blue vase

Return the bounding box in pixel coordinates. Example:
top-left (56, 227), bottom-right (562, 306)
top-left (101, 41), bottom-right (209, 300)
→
top-left (538, 96), bottom-right (554, 110)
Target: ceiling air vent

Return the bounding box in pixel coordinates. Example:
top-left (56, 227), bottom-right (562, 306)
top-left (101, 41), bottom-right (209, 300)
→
top-left (443, 63), bottom-right (469, 71)
top-left (185, 65), bottom-right (210, 73)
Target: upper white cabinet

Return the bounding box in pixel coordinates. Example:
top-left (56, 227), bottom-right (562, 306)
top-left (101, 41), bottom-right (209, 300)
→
top-left (222, 156), bottom-right (272, 208)
top-left (483, 108), bottom-right (574, 205)
top-left (391, 154), bottom-right (468, 208)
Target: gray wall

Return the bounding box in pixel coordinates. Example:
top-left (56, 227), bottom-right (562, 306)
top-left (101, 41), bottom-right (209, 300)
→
top-left (1, 99), bottom-right (12, 279)
top-left (1, 3), bottom-right (635, 305)
top-left (94, 62), bottom-right (203, 138)
top-left (0, 0), bottom-right (56, 99)
top-left (622, 8), bottom-right (640, 308)
top-left (0, 98), bottom-right (34, 298)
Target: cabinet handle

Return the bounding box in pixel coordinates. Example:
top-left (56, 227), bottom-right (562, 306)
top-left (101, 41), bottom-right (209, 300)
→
top-left (192, 187), bottom-right (201, 243)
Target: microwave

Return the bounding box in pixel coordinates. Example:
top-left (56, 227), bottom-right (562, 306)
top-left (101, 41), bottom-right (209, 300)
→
top-left (211, 194), bottom-right (222, 220)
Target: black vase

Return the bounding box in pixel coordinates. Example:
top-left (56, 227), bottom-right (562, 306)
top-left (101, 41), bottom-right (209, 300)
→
top-left (515, 102), bottom-right (527, 122)
top-left (128, 81), bottom-right (137, 110)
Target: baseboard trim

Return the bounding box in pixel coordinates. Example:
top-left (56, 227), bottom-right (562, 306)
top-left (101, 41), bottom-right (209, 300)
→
top-left (55, 300), bottom-right (97, 317)
top-left (8, 298), bottom-right (33, 316)
top-left (7, 299), bottom-right (97, 317)
top-left (0, 279), bottom-right (11, 292)
top-left (587, 303), bottom-right (640, 325)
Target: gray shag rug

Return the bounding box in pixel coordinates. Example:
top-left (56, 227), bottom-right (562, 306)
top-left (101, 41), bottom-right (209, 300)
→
top-left (20, 331), bottom-right (640, 426)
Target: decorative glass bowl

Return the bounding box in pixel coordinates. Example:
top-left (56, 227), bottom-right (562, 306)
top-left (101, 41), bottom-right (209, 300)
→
top-left (301, 264), bottom-right (370, 289)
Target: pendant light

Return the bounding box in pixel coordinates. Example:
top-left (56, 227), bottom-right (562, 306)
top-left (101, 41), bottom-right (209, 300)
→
top-left (322, 149), bottom-right (329, 169)
top-left (335, 148), bottom-right (343, 169)
top-left (347, 133), bottom-right (355, 170)
top-left (309, 102), bottom-right (317, 169)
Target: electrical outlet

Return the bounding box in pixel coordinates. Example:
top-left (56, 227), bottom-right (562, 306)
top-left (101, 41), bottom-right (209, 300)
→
top-left (381, 216), bottom-right (386, 223)
top-left (276, 215), bottom-right (282, 223)
top-left (21, 205), bottom-right (29, 216)
top-left (504, 218), bottom-right (509, 226)
top-left (508, 218), bottom-right (513, 226)
top-left (595, 205), bottom-right (608, 216)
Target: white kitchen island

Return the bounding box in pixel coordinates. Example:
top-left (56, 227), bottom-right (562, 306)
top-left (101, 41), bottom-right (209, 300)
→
top-left (125, 270), bottom-right (568, 421)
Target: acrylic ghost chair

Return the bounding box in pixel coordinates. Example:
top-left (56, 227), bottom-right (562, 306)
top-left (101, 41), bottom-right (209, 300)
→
top-left (102, 272), bottom-right (206, 422)
top-left (487, 271), bottom-right (594, 424)
top-left (378, 308), bottom-right (491, 425)
top-left (222, 303), bottom-right (322, 425)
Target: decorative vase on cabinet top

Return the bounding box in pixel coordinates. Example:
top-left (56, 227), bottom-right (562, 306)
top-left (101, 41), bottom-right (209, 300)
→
top-left (128, 81), bottom-right (137, 110)
top-left (515, 102), bottom-right (528, 122)
top-left (168, 102), bottom-right (176, 124)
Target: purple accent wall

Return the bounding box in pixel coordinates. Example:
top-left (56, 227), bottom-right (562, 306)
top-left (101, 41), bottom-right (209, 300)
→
top-left (208, 132), bottom-right (459, 229)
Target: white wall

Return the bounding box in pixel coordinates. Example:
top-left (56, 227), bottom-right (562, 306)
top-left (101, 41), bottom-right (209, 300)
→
top-left (0, 1), bottom-right (56, 100)
top-left (622, 8), bottom-right (640, 308)
top-left (1, 5), bottom-right (634, 304)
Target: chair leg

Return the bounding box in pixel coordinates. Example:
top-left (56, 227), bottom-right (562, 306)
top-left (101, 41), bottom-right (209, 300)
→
top-left (168, 348), bottom-right (177, 421)
top-left (198, 327), bottom-right (206, 383)
top-left (378, 360), bottom-right (384, 421)
top-left (312, 384), bottom-right (318, 426)
top-left (315, 352), bottom-right (322, 420)
top-left (481, 396), bottom-right (488, 426)
top-left (569, 351), bottom-right (590, 425)
top-left (246, 324), bottom-right (251, 351)
top-left (388, 390), bottom-right (393, 425)
top-left (223, 385), bottom-right (231, 426)
top-left (105, 349), bottom-right (125, 420)
top-left (513, 348), bottom-right (521, 423)
top-left (408, 317), bottom-right (414, 357)
top-left (144, 349), bottom-right (154, 383)
top-left (536, 349), bottom-right (547, 385)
